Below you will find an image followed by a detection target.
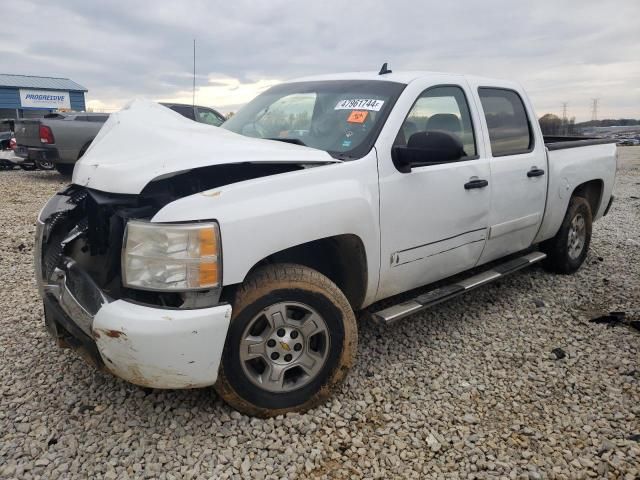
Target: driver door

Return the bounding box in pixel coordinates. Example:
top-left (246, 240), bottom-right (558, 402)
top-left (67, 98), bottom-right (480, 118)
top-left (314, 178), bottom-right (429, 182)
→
top-left (376, 81), bottom-right (491, 300)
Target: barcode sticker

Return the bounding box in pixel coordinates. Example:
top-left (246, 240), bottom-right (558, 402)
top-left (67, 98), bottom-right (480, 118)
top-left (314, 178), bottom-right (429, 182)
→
top-left (335, 99), bottom-right (384, 111)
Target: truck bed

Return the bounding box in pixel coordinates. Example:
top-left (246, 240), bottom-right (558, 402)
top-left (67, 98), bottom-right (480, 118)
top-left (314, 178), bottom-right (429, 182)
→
top-left (544, 136), bottom-right (617, 151)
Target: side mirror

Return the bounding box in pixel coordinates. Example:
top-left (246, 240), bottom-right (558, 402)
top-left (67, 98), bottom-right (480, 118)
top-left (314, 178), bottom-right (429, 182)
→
top-left (392, 131), bottom-right (466, 173)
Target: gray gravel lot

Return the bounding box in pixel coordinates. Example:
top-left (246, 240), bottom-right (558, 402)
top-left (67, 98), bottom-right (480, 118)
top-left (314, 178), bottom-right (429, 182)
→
top-left (1, 148), bottom-right (639, 479)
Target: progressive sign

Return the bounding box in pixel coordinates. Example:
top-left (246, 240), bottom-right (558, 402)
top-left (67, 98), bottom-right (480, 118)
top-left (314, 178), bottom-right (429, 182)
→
top-left (20, 89), bottom-right (71, 109)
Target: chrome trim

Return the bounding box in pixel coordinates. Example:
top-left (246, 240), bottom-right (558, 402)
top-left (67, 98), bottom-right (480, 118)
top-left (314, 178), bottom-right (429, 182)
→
top-left (42, 259), bottom-right (109, 337)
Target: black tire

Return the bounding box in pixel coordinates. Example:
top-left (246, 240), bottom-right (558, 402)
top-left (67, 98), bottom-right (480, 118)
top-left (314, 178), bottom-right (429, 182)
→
top-left (215, 264), bottom-right (357, 417)
top-left (36, 159), bottom-right (55, 170)
top-left (541, 196), bottom-right (592, 274)
top-left (55, 163), bottom-right (75, 176)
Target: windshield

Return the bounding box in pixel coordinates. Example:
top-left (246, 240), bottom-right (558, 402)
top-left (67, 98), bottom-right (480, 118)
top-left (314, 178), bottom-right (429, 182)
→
top-left (222, 80), bottom-right (405, 159)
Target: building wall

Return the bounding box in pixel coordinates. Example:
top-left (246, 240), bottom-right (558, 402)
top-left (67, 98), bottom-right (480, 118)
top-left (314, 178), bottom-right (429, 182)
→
top-left (0, 87), bottom-right (86, 116)
top-left (69, 91), bottom-right (86, 110)
top-left (0, 88), bottom-right (20, 109)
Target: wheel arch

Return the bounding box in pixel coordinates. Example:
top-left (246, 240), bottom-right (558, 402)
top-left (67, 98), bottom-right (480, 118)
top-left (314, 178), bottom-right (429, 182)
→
top-left (226, 234), bottom-right (368, 310)
top-left (571, 178), bottom-right (604, 216)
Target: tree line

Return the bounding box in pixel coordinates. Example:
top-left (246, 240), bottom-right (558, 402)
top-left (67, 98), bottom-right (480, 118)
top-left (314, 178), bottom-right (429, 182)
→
top-left (539, 114), bottom-right (640, 135)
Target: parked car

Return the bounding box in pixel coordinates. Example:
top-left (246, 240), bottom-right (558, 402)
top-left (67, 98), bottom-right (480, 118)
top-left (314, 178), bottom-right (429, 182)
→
top-left (161, 102), bottom-right (226, 126)
top-left (35, 70), bottom-right (617, 417)
top-left (0, 120), bottom-right (18, 170)
top-left (15, 104), bottom-right (225, 175)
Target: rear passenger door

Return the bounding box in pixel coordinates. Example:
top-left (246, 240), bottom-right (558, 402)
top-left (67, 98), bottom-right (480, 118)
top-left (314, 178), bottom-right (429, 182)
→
top-left (471, 86), bottom-right (548, 264)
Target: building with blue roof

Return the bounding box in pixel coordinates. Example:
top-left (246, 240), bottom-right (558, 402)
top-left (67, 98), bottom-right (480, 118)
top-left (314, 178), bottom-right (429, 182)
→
top-left (0, 74), bottom-right (87, 119)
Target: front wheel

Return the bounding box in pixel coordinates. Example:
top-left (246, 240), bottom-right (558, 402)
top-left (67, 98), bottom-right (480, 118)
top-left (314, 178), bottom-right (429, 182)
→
top-left (215, 264), bottom-right (357, 417)
top-left (541, 196), bottom-right (592, 274)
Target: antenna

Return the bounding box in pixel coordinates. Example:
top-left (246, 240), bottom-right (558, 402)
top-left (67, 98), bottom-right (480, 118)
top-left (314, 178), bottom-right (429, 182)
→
top-left (591, 98), bottom-right (599, 122)
top-left (192, 39), bottom-right (196, 107)
top-left (378, 62), bottom-right (392, 75)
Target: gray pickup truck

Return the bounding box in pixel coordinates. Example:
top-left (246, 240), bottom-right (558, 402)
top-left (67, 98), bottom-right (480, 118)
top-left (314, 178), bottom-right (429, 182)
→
top-left (14, 112), bottom-right (109, 175)
top-left (14, 103), bottom-right (226, 175)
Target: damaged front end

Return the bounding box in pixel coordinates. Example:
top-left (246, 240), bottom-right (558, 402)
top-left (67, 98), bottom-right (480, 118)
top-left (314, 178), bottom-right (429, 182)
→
top-left (36, 180), bottom-right (236, 388)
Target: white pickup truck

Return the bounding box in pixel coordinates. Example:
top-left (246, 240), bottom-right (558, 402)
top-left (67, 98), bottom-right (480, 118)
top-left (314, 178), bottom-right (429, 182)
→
top-left (35, 69), bottom-right (617, 417)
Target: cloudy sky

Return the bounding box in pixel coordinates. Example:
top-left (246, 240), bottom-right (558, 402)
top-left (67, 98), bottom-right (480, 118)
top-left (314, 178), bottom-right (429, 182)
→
top-left (3, 0), bottom-right (639, 121)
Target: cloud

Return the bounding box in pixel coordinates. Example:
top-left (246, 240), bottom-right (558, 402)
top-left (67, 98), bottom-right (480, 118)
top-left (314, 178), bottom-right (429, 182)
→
top-left (2, 0), bottom-right (639, 120)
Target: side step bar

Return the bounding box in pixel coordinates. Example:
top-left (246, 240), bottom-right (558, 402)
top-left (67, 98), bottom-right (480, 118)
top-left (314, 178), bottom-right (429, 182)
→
top-left (372, 251), bottom-right (547, 325)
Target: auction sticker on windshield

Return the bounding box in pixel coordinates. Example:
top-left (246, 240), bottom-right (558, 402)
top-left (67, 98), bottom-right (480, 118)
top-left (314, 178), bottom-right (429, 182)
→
top-left (335, 99), bottom-right (384, 111)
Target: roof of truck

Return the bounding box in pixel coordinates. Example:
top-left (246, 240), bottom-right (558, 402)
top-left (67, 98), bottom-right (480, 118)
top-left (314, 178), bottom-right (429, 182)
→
top-left (288, 70), bottom-right (519, 89)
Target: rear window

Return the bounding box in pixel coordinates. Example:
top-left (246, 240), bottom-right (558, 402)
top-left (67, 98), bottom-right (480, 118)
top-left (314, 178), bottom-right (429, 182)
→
top-left (478, 88), bottom-right (533, 157)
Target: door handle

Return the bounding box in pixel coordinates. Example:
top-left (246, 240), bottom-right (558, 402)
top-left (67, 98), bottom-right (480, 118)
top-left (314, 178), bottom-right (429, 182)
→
top-left (527, 167), bottom-right (545, 177)
top-left (464, 178), bottom-right (489, 189)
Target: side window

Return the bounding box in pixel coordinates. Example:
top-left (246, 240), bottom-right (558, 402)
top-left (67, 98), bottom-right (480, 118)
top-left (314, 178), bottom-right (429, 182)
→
top-left (478, 88), bottom-right (533, 156)
top-left (196, 108), bottom-right (224, 126)
top-left (396, 85), bottom-right (477, 159)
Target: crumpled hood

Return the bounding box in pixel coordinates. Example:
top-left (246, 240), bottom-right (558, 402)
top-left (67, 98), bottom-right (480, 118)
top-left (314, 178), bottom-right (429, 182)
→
top-left (73, 99), bottom-right (337, 194)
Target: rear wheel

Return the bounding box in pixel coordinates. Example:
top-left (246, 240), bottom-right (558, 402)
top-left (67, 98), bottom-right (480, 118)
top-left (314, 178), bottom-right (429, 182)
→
top-left (55, 163), bottom-right (75, 176)
top-left (215, 264), bottom-right (357, 417)
top-left (36, 158), bottom-right (55, 170)
top-left (542, 196), bottom-right (592, 274)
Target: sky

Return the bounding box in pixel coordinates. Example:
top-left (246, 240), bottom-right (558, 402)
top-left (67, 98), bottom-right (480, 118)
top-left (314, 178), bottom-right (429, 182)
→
top-left (2, 0), bottom-right (639, 122)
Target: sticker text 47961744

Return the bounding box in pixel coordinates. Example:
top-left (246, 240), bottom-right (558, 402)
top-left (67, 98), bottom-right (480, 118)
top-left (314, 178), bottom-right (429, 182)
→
top-left (335, 99), bottom-right (384, 111)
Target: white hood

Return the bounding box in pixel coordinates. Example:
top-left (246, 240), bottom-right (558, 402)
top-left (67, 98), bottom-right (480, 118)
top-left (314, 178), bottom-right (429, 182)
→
top-left (73, 99), bottom-right (337, 194)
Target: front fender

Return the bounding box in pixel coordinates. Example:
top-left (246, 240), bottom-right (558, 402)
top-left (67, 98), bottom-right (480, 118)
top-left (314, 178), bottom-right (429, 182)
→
top-left (152, 153), bottom-right (381, 306)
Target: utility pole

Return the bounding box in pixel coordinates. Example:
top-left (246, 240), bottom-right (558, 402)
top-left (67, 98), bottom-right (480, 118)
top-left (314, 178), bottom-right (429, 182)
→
top-left (561, 102), bottom-right (568, 135)
top-left (591, 98), bottom-right (599, 122)
top-left (192, 39), bottom-right (196, 107)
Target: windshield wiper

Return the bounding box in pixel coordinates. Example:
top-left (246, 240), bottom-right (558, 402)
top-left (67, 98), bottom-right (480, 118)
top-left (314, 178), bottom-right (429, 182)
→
top-left (266, 137), bottom-right (307, 147)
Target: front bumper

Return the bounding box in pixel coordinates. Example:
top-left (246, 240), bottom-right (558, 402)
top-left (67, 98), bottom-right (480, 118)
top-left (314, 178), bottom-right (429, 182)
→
top-left (36, 219), bottom-right (232, 389)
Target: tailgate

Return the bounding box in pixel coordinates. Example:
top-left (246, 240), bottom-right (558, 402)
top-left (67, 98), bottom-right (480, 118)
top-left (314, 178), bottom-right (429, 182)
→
top-left (14, 120), bottom-right (43, 147)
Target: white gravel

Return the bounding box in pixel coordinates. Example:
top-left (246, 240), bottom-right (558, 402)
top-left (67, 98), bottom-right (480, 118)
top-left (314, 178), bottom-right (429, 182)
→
top-left (1, 149), bottom-right (639, 479)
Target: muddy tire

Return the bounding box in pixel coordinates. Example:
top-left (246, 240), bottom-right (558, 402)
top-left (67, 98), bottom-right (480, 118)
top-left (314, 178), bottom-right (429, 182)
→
top-left (541, 196), bottom-right (592, 274)
top-left (215, 264), bottom-right (357, 417)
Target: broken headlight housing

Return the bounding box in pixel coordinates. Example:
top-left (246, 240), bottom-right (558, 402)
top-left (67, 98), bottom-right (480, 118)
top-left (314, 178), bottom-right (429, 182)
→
top-left (122, 221), bottom-right (221, 291)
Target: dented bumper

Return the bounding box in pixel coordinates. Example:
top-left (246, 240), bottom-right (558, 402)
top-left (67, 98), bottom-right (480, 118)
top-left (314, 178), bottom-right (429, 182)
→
top-left (36, 215), bottom-right (232, 390)
top-left (93, 300), bottom-right (231, 388)
top-left (41, 258), bottom-right (232, 388)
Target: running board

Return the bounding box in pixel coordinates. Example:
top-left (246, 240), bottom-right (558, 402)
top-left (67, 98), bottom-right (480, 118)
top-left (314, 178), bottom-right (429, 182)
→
top-left (372, 251), bottom-right (547, 325)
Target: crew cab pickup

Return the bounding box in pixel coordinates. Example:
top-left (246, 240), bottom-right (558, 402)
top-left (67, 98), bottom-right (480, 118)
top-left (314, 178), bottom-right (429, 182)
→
top-left (35, 70), bottom-right (617, 417)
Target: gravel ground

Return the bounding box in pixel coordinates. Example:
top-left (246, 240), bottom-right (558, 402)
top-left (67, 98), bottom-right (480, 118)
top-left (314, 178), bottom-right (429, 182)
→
top-left (1, 148), bottom-right (639, 479)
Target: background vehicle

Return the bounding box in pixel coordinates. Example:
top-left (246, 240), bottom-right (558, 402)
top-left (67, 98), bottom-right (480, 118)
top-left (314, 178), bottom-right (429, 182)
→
top-left (14, 112), bottom-right (109, 174)
top-left (15, 103), bottom-right (225, 175)
top-left (0, 120), bottom-right (18, 170)
top-left (161, 102), bottom-right (226, 126)
top-left (35, 71), bottom-right (617, 417)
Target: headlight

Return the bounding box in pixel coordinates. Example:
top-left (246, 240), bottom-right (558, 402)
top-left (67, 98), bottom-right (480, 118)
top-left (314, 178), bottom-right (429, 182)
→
top-left (122, 221), bottom-right (221, 291)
